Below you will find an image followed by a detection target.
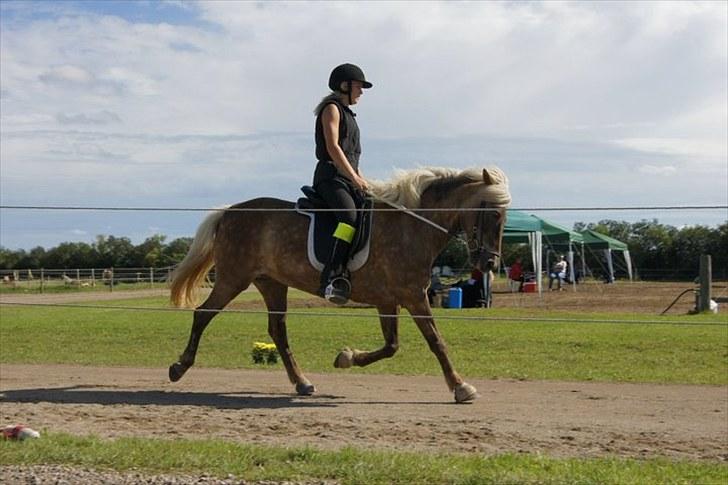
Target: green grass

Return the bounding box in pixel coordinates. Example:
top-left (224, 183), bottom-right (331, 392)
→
top-left (1, 433), bottom-right (725, 485)
top-left (1, 296), bottom-right (726, 385)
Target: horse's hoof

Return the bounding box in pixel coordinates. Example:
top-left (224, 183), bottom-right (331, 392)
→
top-left (295, 382), bottom-right (316, 396)
top-left (454, 383), bottom-right (478, 403)
top-left (333, 348), bottom-right (354, 368)
top-left (168, 362), bottom-right (188, 382)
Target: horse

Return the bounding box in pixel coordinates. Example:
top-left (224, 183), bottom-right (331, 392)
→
top-left (168, 167), bottom-right (511, 403)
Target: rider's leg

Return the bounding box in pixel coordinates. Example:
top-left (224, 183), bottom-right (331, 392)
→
top-left (320, 223), bottom-right (355, 303)
top-left (314, 180), bottom-right (358, 304)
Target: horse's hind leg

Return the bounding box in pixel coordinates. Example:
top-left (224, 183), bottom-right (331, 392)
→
top-left (254, 277), bottom-right (315, 396)
top-left (334, 303), bottom-right (399, 368)
top-left (169, 277), bottom-right (249, 382)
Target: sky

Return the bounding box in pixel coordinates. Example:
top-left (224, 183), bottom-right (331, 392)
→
top-left (1, 0), bottom-right (726, 250)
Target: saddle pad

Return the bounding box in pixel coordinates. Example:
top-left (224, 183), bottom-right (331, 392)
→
top-left (295, 199), bottom-right (373, 272)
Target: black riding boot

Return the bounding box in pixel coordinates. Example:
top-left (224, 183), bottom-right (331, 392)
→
top-left (318, 238), bottom-right (352, 305)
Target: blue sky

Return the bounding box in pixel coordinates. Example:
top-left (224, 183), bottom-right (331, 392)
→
top-left (1, 0), bottom-right (726, 249)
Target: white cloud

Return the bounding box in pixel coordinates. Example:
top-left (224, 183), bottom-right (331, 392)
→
top-left (614, 137), bottom-right (727, 161)
top-left (39, 64), bottom-right (94, 85)
top-left (56, 110), bottom-right (122, 125)
top-left (638, 164), bottom-right (677, 176)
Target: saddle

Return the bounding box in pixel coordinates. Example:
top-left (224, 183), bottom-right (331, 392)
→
top-left (295, 186), bottom-right (374, 272)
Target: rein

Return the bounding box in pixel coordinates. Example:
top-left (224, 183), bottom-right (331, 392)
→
top-left (369, 194), bottom-right (453, 236)
top-left (367, 194), bottom-right (503, 267)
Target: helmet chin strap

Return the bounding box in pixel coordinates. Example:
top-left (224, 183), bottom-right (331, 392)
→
top-left (347, 80), bottom-right (352, 105)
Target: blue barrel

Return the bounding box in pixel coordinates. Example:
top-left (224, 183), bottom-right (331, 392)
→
top-left (448, 287), bottom-right (463, 309)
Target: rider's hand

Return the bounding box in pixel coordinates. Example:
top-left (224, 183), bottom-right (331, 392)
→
top-left (354, 175), bottom-right (370, 194)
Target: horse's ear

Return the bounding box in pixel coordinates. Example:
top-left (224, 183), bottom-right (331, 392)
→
top-left (483, 169), bottom-right (494, 185)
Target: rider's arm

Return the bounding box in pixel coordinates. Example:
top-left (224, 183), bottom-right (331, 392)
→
top-left (321, 104), bottom-right (369, 192)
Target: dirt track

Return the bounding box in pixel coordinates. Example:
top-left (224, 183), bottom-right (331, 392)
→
top-left (1, 364), bottom-right (726, 462)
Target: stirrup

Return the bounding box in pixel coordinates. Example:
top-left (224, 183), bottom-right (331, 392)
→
top-left (324, 276), bottom-right (351, 305)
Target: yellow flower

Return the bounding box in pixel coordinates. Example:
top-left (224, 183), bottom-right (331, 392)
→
top-left (252, 342), bottom-right (278, 364)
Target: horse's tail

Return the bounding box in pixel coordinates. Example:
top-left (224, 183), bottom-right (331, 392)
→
top-left (170, 207), bottom-right (227, 308)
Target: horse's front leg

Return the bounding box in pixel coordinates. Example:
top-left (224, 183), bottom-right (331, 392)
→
top-left (254, 278), bottom-right (315, 396)
top-left (334, 304), bottom-right (399, 368)
top-left (405, 295), bottom-right (478, 403)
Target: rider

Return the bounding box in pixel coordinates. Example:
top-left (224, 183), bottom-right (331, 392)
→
top-left (313, 63), bottom-right (372, 304)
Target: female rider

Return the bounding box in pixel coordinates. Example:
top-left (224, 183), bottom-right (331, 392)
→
top-left (313, 63), bottom-right (372, 304)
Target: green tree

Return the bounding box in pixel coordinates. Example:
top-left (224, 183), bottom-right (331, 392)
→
top-left (708, 222), bottom-right (728, 279)
top-left (434, 238), bottom-right (469, 269)
top-left (0, 247), bottom-right (24, 269)
top-left (42, 242), bottom-right (94, 269)
top-left (93, 235), bottom-right (135, 268)
top-left (133, 234), bottom-right (167, 267)
top-left (161, 237), bottom-right (193, 267)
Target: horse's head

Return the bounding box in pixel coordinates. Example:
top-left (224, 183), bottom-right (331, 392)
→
top-left (458, 168), bottom-right (510, 272)
top-left (369, 165), bottom-right (510, 272)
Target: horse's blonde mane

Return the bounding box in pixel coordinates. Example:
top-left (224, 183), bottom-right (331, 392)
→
top-left (369, 166), bottom-right (511, 208)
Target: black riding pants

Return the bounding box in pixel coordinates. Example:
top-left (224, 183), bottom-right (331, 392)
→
top-left (313, 178), bottom-right (359, 228)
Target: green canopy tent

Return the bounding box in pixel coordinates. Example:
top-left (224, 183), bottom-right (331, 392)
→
top-left (579, 229), bottom-right (633, 282)
top-left (503, 210), bottom-right (544, 293)
top-left (504, 210), bottom-right (585, 293)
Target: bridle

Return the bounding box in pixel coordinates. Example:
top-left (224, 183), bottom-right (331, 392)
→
top-left (466, 202), bottom-right (502, 268)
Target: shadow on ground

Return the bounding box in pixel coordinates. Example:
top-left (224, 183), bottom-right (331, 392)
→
top-left (0, 385), bottom-right (341, 410)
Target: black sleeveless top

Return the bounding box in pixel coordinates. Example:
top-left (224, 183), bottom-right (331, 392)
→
top-left (314, 95), bottom-right (361, 182)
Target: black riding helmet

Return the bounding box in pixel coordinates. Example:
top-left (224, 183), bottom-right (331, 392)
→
top-left (328, 63), bottom-right (373, 93)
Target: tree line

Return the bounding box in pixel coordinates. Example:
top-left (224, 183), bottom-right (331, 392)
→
top-left (573, 219), bottom-right (727, 280)
top-left (1, 220), bottom-right (726, 280)
top-left (0, 235), bottom-right (192, 270)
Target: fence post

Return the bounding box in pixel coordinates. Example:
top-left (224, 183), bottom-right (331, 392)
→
top-left (110, 267), bottom-right (114, 292)
top-left (40, 268), bottom-right (44, 294)
top-left (91, 268), bottom-right (96, 287)
top-left (699, 255), bottom-right (712, 312)
top-left (76, 268), bottom-right (81, 287)
top-left (150, 268), bottom-right (154, 289)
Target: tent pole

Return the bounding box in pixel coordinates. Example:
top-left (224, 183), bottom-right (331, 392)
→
top-left (605, 249), bottom-right (615, 283)
top-left (536, 232), bottom-right (543, 296)
top-left (624, 249), bottom-right (633, 282)
top-left (568, 244), bottom-right (575, 291)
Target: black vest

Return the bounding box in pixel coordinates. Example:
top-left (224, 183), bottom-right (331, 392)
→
top-left (314, 96), bottom-right (361, 175)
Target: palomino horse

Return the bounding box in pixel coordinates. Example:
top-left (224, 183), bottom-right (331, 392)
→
top-left (169, 167), bottom-right (511, 402)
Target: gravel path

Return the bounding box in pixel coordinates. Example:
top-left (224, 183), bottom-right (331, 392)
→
top-left (0, 465), bottom-right (337, 485)
top-left (0, 288), bottom-right (171, 305)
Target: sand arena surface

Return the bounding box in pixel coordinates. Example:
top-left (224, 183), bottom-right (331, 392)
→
top-left (1, 364), bottom-right (726, 462)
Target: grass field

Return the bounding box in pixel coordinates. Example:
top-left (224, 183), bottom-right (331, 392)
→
top-left (1, 295), bottom-right (725, 384)
top-left (2, 433), bottom-right (725, 485)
